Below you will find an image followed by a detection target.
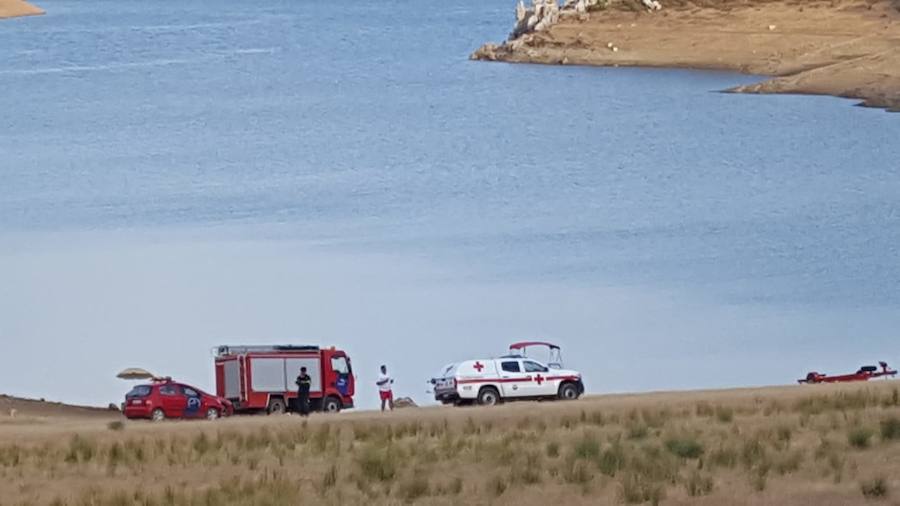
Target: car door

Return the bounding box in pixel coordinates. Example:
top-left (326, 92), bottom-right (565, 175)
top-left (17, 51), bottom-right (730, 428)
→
top-left (181, 385), bottom-right (204, 418)
top-left (158, 384), bottom-right (186, 418)
top-left (498, 360), bottom-right (529, 398)
top-left (522, 360), bottom-right (555, 397)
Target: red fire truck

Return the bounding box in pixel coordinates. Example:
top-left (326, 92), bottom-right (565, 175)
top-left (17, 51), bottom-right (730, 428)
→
top-left (214, 345), bottom-right (355, 414)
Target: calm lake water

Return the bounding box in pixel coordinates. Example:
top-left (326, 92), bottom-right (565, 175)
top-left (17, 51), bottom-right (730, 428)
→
top-left (2, 0), bottom-right (899, 407)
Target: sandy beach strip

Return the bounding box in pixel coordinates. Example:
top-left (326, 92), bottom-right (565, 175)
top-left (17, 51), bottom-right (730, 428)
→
top-left (0, 0), bottom-right (44, 19)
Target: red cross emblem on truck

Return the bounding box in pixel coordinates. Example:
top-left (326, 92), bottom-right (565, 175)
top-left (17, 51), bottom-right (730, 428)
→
top-left (534, 374), bottom-right (545, 385)
top-left (473, 362), bottom-right (485, 372)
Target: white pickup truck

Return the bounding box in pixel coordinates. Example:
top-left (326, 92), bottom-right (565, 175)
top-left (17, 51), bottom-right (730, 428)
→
top-left (431, 356), bottom-right (584, 406)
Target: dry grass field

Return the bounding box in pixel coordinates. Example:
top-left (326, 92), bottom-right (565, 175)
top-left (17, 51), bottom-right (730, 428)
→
top-left (3, 382), bottom-right (900, 505)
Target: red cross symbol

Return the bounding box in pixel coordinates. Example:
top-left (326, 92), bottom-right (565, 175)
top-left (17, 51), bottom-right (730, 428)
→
top-left (534, 374), bottom-right (545, 385)
top-left (473, 362), bottom-right (485, 372)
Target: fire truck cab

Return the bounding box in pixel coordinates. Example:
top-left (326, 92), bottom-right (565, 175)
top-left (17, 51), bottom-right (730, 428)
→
top-left (215, 345), bottom-right (355, 414)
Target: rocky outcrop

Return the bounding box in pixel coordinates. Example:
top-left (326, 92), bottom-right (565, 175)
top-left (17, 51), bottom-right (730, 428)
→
top-left (393, 397), bottom-right (418, 409)
top-left (510, 0), bottom-right (561, 39)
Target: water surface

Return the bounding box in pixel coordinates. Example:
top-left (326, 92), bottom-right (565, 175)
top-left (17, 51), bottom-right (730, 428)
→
top-left (2, 0), bottom-right (899, 407)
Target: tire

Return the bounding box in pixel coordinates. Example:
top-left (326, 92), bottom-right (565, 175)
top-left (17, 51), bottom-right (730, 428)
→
top-left (267, 398), bottom-right (286, 415)
top-left (477, 387), bottom-right (501, 406)
top-left (151, 408), bottom-right (166, 422)
top-left (558, 382), bottom-right (580, 401)
top-left (322, 396), bottom-right (342, 413)
top-left (205, 408), bottom-right (219, 421)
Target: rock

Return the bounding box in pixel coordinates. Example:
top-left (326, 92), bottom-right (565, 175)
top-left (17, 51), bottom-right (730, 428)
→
top-left (562, 56), bottom-right (570, 64)
top-left (516, 0), bottom-right (527, 23)
top-left (393, 397), bottom-right (418, 409)
top-left (607, 41), bottom-right (614, 48)
top-left (641, 0), bottom-right (662, 11)
top-left (8, 409), bottom-right (16, 418)
top-left (510, 0), bottom-right (560, 39)
top-left (768, 24), bottom-right (777, 31)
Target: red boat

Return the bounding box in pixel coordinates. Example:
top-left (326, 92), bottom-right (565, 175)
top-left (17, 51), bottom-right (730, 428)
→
top-left (798, 361), bottom-right (897, 384)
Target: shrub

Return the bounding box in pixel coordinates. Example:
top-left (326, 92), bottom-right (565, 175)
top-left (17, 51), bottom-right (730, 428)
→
top-left (573, 434), bottom-right (601, 460)
top-left (448, 476), bottom-right (463, 495)
top-left (397, 475), bottom-right (430, 501)
top-left (715, 406), bottom-right (734, 423)
top-left (776, 425), bottom-right (793, 445)
top-left (489, 476), bottom-right (508, 497)
top-left (664, 437), bottom-right (704, 459)
top-left (107, 421), bottom-right (125, 431)
top-left (741, 438), bottom-right (767, 469)
top-left (695, 402), bottom-right (714, 418)
top-left (626, 424), bottom-right (649, 440)
top-left (685, 471), bottom-right (714, 496)
top-left (773, 449), bottom-right (804, 475)
top-left (880, 416), bottom-right (900, 441)
top-left (597, 442), bottom-right (626, 477)
top-left (709, 445), bottom-right (738, 469)
top-left (320, 465), bottom-right (337, 493)
top-left (563, 458), bottom-right (593, 484)
top-left (849, 427), bottom-right (874, 449)
top-left (750, 466), bottom-right (768, 492)
top-left (355, 445), bottom-right (397, 483)
top-left (546, 441), bottom-right (560, 458)
top-left (619, 473), bottom-right (665, 505)
top-left (860, 477), bottom-right (889, 499)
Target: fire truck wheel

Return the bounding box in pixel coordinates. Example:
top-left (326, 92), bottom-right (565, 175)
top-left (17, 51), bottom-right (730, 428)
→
top-left (322, 396), bottom-right (342, 413)
top-left (558, 383), bottom-right (579, 401)
top-left (267, 398), bottom-right (286, 415)
top-left (477, 387), bottom-right (501, 406)
top-left (205, 408), bottom-right (219, 421)
top-left (151, 408), bottom-right (166, 422)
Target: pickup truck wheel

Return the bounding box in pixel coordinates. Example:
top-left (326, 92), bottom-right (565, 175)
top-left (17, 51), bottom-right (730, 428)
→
top-left (151, 408), bottom-right (166, 422)
top-left (322, 396), bottom-right (342, 413)
top-left (558, 382), bottom-right (580, 401)
top-left (267, 398), bottom-right (286, 415)
top-left (478, 387), bottom-right (501, 406)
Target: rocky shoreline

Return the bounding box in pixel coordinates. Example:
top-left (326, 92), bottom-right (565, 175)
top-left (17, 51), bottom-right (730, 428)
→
top-left (0, 0), bottom-right (43, 19)
top-left (473, 0), bottom-right (900, 112)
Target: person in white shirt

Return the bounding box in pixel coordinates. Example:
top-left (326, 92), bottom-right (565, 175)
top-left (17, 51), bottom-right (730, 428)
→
top-left (376, 365), bottom-right (394, 411)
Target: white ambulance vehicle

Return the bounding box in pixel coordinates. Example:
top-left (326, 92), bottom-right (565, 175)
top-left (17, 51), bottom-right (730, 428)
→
top-left (431, 354), bottom-right (584, 406)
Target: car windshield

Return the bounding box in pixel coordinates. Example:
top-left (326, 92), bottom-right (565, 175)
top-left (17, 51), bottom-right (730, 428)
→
top-left (126, 385), bottom-right (152, 397)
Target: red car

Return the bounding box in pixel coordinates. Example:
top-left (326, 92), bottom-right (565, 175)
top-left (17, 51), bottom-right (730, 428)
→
top-left (123, 379), bottom-right (233, 421)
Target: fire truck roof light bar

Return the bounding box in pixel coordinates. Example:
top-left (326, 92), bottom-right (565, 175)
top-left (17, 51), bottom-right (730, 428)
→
top-left (216, 345), bottom-right (321, 356)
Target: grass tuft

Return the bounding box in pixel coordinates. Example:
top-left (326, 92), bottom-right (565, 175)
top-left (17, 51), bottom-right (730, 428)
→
top-left (860, 477), bottom-right (889, 499)
top-left (849, 427), bottom-right (874, 449)
top-left (664, 437), bottom-right (704, 459)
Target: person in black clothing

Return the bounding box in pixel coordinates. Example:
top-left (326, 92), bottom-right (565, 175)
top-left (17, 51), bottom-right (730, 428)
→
top-left (295, 367), bottom-right (312, 417)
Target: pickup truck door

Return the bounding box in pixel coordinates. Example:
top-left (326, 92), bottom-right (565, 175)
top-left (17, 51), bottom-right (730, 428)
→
top-left (498, 360), bottom-right (529, 398)
top-left (521, 360), bottom-right (556, 397)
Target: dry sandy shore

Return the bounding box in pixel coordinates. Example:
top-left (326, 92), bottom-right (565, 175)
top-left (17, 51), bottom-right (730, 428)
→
top-left (0, 0), bottom-right (43, 19)
top-left (473, 0), bottom-right (900, 111)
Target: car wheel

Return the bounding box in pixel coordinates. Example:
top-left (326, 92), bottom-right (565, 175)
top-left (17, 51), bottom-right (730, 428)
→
top-left (267, 398), bottom-right (286, 415)
top-left (322, 396), bottom-right (341, 413)
top-left (558, 383), bottom-right (579, 401)
top-left (478, 387), bottom-right (501, 406)
top-left (206, 408), bottom-right (219, 421)
top-left (151, 408), bottom-right (166, 422)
